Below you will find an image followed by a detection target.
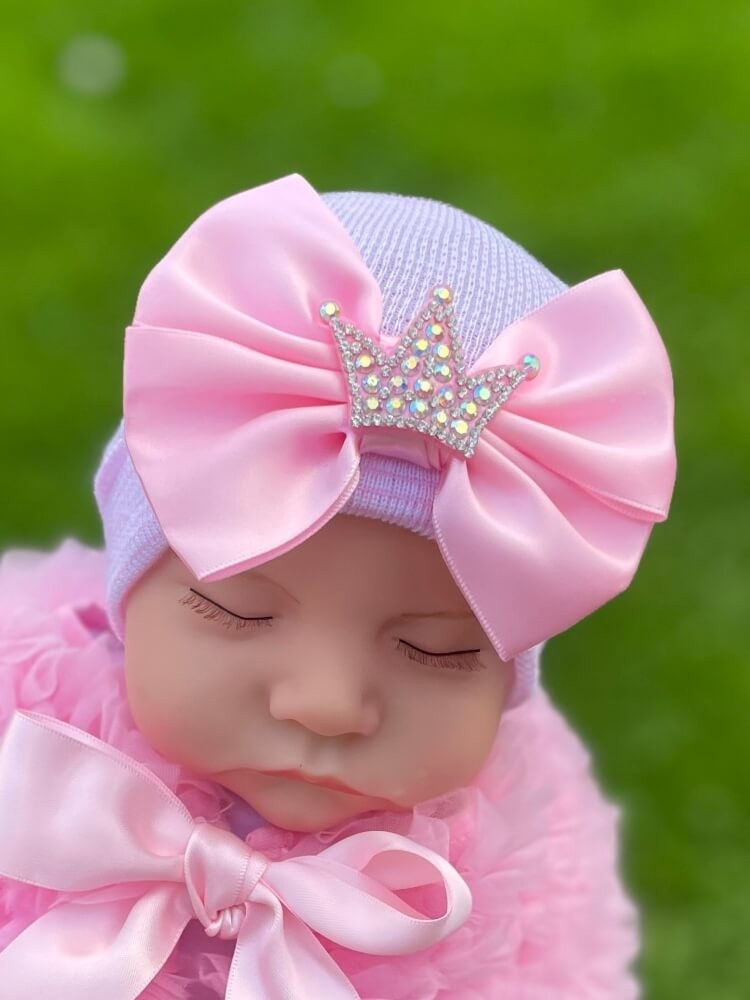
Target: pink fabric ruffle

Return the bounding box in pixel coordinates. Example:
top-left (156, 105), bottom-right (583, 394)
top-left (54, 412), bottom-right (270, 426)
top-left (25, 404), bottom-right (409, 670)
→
top-left (0, 538), bottom-right (640, 998)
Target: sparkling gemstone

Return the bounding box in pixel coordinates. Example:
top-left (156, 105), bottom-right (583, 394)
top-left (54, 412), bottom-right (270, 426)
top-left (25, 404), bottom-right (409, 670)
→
top-left (473, 385), bottom-right (491, 403)
top-left (522, 353), bottom-right (541, 378)
top-left (362, 374), bottom-right (380, 393)
top-left (389, 374), bottom-right (408, 393)
top-left (432, 343), bottom-right (451, 360)
top-left (415, 377), bottom-right (433, 397)
top-left (319, 301), bottom-right (340, 321)
top-left (355, 353), bottom-right (374, 370)
top-left (460, 400), bottom-right (479, 418)
top-left (433, 410), bottom-right (449, 425)
top-left (433, 363), bottom-right (451, 381)
top-left (435, 386), bottom-right (455, 407)
top-left (425, 322), bottom-right (444, 339)
top-left (365, 397), bottom-right (380, 411)
top-left (450, 418), bottom-right (469, 436)
top-left (433, 286), bottom-right (452, 303)
top-left (386, 397), bottom-right (405, 414)
top-left (412, 338), bottom-right (430, 356)
top-left (409, 399), bottom-right (429, 417)
top-left (401, 356), bottom-right (419, 374)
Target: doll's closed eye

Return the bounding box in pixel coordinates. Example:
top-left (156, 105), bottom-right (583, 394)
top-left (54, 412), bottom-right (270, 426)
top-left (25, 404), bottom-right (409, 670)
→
top-left (180, 590), bottom-right (485, 673)
top-left (180, 590), bottom-right (271, 630)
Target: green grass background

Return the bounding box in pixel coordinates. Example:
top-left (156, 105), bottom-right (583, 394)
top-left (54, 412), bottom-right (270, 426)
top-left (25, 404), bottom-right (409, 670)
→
top-left (2, 2), bottom-right (748, 996)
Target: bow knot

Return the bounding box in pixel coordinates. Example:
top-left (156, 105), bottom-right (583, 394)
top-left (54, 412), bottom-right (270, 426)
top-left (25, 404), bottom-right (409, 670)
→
top-left (184, 821), bottom-right (269, 940)
top-left (356, 424), bottom-right (449, 473)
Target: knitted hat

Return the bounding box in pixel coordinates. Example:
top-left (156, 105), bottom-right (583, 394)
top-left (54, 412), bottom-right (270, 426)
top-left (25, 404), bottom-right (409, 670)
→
top-left (94, 182), bottom-right (575, 707)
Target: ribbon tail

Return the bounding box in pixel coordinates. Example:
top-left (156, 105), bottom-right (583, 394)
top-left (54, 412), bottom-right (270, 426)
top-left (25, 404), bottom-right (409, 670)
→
top-left (227, 882), bottom-right (359, 1000)
top-left (0, 883), bottom-right (192, 1000)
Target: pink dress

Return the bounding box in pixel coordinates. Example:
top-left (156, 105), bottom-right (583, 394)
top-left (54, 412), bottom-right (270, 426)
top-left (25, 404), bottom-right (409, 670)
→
top-left (0, 537), bottom-right (641, 998)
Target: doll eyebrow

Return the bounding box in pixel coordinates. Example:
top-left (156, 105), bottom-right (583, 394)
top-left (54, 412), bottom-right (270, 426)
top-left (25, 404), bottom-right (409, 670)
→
top-left (242, 570), bottom-right (300, 603)
top-left (241, 573), bottom-right (474, 621)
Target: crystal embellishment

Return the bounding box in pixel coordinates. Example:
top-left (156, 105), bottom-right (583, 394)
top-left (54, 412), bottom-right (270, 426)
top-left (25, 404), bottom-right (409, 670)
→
top-left (319, 287), bottom-right (540, 459)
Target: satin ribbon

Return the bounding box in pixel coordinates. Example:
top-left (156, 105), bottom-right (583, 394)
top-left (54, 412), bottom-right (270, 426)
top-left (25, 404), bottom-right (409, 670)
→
top-left (122, 172), bottom-right (675, 659)
top-left (0, 710), bottom-right (472, 999)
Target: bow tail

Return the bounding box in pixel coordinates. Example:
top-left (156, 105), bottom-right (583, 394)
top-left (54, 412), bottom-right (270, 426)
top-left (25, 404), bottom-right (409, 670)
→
top-left (0, 883), bottom-right (192, 1000)
top-left (228, 881), bottom-right (360, 1000)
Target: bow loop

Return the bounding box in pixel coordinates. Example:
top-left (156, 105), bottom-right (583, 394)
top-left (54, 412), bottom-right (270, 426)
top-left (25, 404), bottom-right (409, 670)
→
top-left (472, 268), bottom-right (675, 519)
top-left (133, 174), bottom-right (382, 353)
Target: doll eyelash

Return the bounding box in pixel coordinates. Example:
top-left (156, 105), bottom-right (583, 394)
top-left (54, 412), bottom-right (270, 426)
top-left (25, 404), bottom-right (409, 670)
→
top-left (180, 590), bottom-right (272, 632)
top-left (181, 590), bottom-right (483, 671)
top-left (397, 640), bottom-right (485, 673)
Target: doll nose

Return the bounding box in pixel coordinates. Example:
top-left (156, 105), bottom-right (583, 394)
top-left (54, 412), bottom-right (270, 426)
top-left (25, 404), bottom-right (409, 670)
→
top-left (267, 653), bottom-right (381, 737)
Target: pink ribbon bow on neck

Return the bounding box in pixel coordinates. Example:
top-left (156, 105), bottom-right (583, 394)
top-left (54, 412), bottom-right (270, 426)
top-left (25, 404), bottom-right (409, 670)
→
top-left (0, 710), bottom-right (472, 999)
top-left (123, 172), bottom-right (676, 662)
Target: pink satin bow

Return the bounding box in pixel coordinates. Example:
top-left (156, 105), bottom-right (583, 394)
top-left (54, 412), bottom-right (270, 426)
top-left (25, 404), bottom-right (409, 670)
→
top-left (123, 172), bottom-right (676, 660)
top-left (0, 710), bottom-right (472, 999)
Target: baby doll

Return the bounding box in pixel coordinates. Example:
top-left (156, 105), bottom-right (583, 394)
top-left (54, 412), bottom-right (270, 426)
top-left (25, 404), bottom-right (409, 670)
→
top-left (0, 172), bottom-right (676, 998)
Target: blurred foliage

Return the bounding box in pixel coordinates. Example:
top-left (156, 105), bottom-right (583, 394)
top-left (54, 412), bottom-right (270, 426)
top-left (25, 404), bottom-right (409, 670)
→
top-left (1, 1), bottom-right (748, 995)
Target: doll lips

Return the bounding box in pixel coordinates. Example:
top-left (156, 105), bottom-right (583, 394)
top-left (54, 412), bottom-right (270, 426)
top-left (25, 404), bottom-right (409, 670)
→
top-left (258, 768), bottom-right (367, 796)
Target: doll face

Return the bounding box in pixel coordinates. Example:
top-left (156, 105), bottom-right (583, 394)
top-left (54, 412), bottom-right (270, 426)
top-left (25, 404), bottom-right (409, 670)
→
top-left (124, 513), bottom-right (511, 833)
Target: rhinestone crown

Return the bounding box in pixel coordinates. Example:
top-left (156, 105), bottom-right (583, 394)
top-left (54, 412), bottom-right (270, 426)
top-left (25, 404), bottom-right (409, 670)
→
top-left (319, 285), bottom-right (540, 459)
